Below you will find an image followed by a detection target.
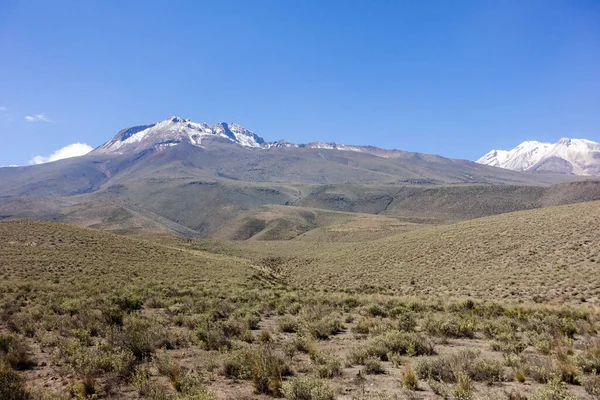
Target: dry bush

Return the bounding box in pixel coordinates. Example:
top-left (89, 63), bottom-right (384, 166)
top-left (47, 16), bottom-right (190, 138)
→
top-left (279, 315), bottom-right (300, 333)
top-left (310, 351), bottom-right (342, 378)
top-left (422, 313), bottom-right (476, 339)
top-left (0, 362), bottom-right (29, 400)
top-left (0, 334), bottom-right (35, 370)
top-left (415, 349), bottom-right (505, 384)
top-left (348, 330), bottom-right (434, 365)
top-left (283, 375), bottom-right (335, 400)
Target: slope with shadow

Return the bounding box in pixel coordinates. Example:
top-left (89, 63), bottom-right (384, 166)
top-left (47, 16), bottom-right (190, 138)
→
top-left (228, 200), bottom-right (600, 303)
top-left (210, 204), bottom-right (424, 241)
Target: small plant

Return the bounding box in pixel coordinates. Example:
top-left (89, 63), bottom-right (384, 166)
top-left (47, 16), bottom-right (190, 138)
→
top-left (310, 352), bottom-right (342, 378)
top-left (402, 363), bottom-right (418, 390)
top-left (364, 357), bottom-right (385, 374)
top-left (283, 375), bottom-right (335, 400)
top-left (452, 372), bottom-right (474, 400)
top-left (154, 351), bottom-right (182, 391)
top-left (423, 313), bottom-right (476, 339)
top-left (279, 315), bottom-right (299, 333)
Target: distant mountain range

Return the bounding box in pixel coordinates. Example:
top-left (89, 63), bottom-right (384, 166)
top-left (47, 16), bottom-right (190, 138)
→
top-left (477, 138), bottom-right (600, 176)
top-left (1, 116), bottom-right (599, 238)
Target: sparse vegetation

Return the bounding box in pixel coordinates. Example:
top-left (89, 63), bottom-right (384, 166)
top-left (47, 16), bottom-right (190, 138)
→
top-left (1, 213), bottom-right (599, 398)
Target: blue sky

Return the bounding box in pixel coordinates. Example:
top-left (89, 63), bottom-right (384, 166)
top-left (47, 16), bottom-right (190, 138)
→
top-left (0, 0), bottom-right (598, 166)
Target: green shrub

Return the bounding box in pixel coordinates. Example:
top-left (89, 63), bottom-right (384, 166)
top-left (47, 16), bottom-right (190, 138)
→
top-left (283, 375), bottom-right (335, 400)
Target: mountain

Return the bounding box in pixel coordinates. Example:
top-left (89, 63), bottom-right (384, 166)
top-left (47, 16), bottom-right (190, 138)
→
top-left (477, 138), bottom-right (600, 176)
top-left (1, 117), bottom-right (599, 238)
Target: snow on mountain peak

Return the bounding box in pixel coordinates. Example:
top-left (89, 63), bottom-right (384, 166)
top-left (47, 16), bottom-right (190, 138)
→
top-left (477, 138), bottom-right (600, 176)
top-left (95, 117), bottom-right (266, 154)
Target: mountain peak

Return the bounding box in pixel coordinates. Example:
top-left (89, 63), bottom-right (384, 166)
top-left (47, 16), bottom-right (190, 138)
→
top-left (94, 117), bottom-right (266, 154)
top-left (477, 138), bottom-right (600, 176)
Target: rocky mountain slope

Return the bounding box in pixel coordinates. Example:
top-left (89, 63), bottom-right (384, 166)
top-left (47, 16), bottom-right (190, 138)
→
top-left (1, 117), bottom-right (599, 237)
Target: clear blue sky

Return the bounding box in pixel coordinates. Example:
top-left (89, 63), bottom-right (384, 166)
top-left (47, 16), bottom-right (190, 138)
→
top-left (1, 0), bottom-right (598, 165)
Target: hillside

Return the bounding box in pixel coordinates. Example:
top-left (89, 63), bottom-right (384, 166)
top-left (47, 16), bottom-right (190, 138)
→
top-left (226, 200), bottom-right (600, 304)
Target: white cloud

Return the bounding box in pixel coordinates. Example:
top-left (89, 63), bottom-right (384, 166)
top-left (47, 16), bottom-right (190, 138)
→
top-left (24, 113), bottom-right (51, 122)
top-left (29, 143), bottom-right (93, 165)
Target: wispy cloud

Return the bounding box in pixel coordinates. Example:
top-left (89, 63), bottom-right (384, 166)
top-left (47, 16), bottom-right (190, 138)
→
top-left (0, 106), bottom-right (6, 111)
top-left (29, 143), bottom-right (93, 165)
top-left (24, 113), bottom-right (51, 122)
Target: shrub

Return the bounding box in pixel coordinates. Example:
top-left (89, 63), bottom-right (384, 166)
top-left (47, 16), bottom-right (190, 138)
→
top-left (452, 372), bottom-right (474, 400)
top-left (112, 294), bottom-right (143, 313)
top-left (366, 303), bottom-right (388, 317)
top-left (415, 349), bottom-right (504, 383)
top-left (0, 334), bottom-right (35, 370)
top-left (195, 317), bottom-right (252, 351)
top-left (283, 375), bottom-right (335, 400)
top-left (279, 315), bottom-right (299, 333)
top-left (310, 352), bottom-right (342, 378)
top-left (250, 346), bottom-right (290, 396)
top-left (396, 312), bottom-right (417, 332)
top-left (308, 316), bottom-right (342, 340)
top-left (530, 380), bottom-right (579, 400)
top-left (576, 337), bottom-right (600, 373)
top-left (423, 314), bottom-right (476, 339)
top-left (222, 345), bottom-right (291, 396)
top-left (347, 331), bottom-right (434, 365)
top-left (364, 357), bottom-right (385, 374)
top-left (293, 334), bottom-right (316, 354)
top-left (112, 315), bottom-right (166, 359)
top-left (402, 364), bottom-right (418, 390)
top-left (0, 364), bottom-right (28, 400)
top-left (154, 351), bottom-right (182, 390)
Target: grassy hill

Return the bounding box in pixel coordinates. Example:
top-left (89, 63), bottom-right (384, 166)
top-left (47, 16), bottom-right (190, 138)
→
top-left (222, 200), bottom-right (600, 304)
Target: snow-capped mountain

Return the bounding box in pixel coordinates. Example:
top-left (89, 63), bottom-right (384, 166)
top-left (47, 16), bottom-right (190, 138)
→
top-left (94, 116), bottom-right (367, 155)
top-left (477, 138), bottom-right (600, 176)
top-left (95, 116), bottom-right (266, 154)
